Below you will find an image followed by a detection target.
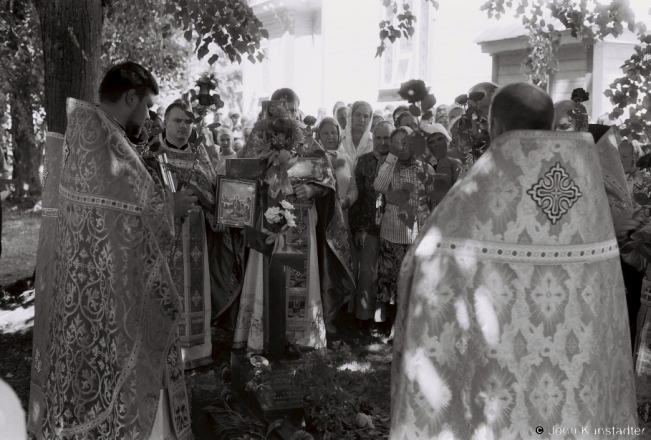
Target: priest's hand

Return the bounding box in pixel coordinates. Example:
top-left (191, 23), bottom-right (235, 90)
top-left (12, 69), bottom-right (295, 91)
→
top-left (341, 196), bottom-right (351, 210)
top-left (173, 189), bottom-right (198, 218)
top-left (353, 231), bottom-right (364, 247)
top-left (294, 184), bottom-right (314, 201)
top-left (613, 209), bottom-right (641, 246)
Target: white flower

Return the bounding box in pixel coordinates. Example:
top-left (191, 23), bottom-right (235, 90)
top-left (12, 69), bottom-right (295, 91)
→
top-left (264, 207), bottom-right (283, 224)
top-left (280, 200), bottom-right (295, 210)
top-left (283, 209), bottom-right (297, 227)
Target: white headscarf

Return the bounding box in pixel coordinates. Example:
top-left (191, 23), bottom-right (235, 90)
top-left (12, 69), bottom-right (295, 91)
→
top-left (340, 101), bottom-right (373, 161)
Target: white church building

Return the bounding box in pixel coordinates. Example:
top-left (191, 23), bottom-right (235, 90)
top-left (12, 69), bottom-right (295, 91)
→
top-left (241, 0), bottom-right (644, 121)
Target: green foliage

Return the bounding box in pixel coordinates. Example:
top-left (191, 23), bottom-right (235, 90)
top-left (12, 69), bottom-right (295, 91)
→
top-left (480, 0), bottom-right (636, 87)
top-left (101, 0), bottom-right (194, 98)
top-left (376, 0), bottom-right (439, 58)
top-left (0, 0), bottom-right (44, 199)
top-left (294, 342), bottom-right (390, 439)
top-left (164, 0), bottom-right (267, 65)
top-left (246, 342), bottom-right (390, 439)
top-left (606, 27), bottom-right (651, 147)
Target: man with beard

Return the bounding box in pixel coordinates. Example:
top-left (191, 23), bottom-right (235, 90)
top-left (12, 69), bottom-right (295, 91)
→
top-left (29, 62), bottom-right (193, 440)
top-left (150, 101), bottom-right (218, 370)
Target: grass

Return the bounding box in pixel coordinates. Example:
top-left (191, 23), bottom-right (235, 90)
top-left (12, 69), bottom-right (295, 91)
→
top-left (0, 204), bottom-right (393, 437)
top-left (0, 204), bottom-right (40, 286)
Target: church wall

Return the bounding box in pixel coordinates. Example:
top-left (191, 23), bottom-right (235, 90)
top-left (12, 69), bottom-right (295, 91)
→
top-left (426, 0), bottom-right (494, 106)
top-left (321, 0), bottom-right (382, 114)
top-left (549, 44), bottom-right (589, 112)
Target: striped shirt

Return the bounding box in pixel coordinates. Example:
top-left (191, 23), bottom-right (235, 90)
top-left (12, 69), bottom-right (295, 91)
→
top-left (373, 154), bottom-right (434, 244)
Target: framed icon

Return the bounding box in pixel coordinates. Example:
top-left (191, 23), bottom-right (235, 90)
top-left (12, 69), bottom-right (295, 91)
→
top-left (216, 177), bottom-right (257, 228)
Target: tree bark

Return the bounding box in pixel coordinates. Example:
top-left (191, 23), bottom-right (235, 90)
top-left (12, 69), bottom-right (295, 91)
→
top-left (32, 0), bottom-right (103, 135)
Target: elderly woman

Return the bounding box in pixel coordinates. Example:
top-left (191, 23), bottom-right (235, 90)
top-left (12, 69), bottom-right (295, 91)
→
top-left (373, 126), bottom-right (435, 336)
top-left (316, 117), bottom-right (358, 212)
top-left (341, 101), bottom-right (374, 161)
top-left (349, 120), bottom-right (394, 329)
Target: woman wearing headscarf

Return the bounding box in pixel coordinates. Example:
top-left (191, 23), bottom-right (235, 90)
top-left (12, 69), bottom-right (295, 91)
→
top-left (423, 123), bottom-right (461, 199)
top-left (349, 120), bottom-right (394, 329)
top-left (373, 126), bottom-right (435, 336)
top-left (316, 117), bottom-right (358, 214)
top-left (341, 101), bottom-right (374, 161)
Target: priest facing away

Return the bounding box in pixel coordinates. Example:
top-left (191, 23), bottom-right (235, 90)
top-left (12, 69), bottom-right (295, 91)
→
top-left (390, 82), bottom-right (637, 439)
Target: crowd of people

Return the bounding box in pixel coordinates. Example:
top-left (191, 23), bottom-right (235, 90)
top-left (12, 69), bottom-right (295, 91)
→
top-left (15, 59), bottom-right (651, 439)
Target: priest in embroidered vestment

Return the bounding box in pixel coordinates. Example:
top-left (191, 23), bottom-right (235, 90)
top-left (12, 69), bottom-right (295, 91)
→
top-left (234, 88), bottom-right (355, 348)
top-left (29, 62), bottom-right (192, 440)
top-left (390, 82), bottom-right (637, 439)
top-left (149, 102), bottom-right (218, 370)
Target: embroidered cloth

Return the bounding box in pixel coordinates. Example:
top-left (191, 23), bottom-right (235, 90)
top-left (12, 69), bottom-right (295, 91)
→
top-left (157, 137), bottom-right (216, 370)
top-left (28, 132), bottom-right (65, 437)
top-left (35, 99), bottom-right (191, 440)
top-left (597, 127), bottom-right (633, 216)
top-left (390, 130), bottom-right (636, 439)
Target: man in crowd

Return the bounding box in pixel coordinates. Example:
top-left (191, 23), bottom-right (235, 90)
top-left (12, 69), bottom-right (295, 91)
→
top-left (151, 101), bottom-right (217, 371)
top-left (29, 61), bottom-right (193, 440)
top-left (390, 82), bottom-right (637, 438)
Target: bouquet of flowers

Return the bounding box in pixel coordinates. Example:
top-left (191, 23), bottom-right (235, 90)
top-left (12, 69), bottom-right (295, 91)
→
top-left (262, 200), bottom-right (297, 253)
top-left (246, 104), bottom-right (306, 197)
top-left (453, 90), bottom-right (490, 160)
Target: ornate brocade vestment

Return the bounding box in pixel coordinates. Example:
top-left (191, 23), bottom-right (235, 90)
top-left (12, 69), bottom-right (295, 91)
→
top-left (28, 131), bottom-right (65, 437)
top-left (156, 135), bottom-right (216, 370)
top-left (390, 130), bottom-right (637, 439)
top-left (33, 99), bottom-right (191, 440)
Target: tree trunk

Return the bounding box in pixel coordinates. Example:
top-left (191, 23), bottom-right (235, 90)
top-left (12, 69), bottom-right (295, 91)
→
top-left (32, 0), bottom-right (103, 135)
top-left (10, 74), bottom-right (42, 200)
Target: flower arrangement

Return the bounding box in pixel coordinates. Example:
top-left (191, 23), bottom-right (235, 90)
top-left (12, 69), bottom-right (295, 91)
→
top-left (264, 200), bottom-right (297, 227)
top-left (195, 72), bottom-right (218, 91)
top-left (453, 90), bottom-right (490, 160)
top-left (246, 104), bottom-right (307, 197)
top-left (262, 200), bottom-right (297, 252)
